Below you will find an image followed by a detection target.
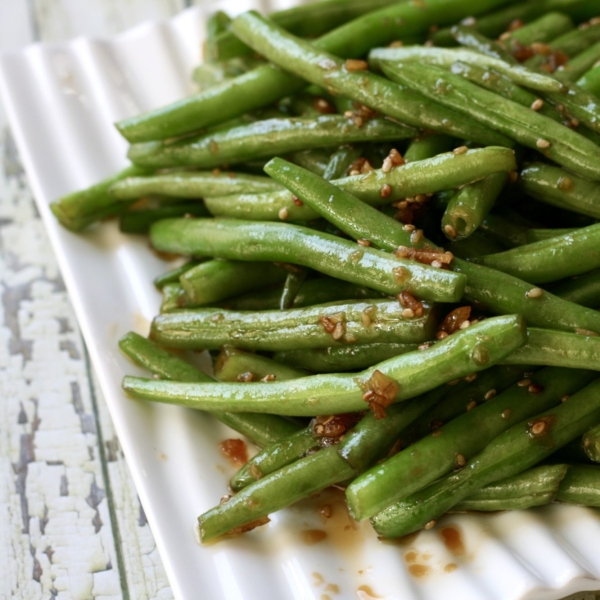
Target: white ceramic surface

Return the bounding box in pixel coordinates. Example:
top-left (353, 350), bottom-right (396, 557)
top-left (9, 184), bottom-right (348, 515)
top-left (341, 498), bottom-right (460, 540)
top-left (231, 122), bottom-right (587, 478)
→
top-left (1, 4), bottom-right (600, 599)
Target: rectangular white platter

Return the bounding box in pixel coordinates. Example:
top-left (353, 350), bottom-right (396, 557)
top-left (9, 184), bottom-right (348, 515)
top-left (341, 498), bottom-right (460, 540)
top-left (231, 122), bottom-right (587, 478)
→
top-left (2, 2), bottom-right (600, 599)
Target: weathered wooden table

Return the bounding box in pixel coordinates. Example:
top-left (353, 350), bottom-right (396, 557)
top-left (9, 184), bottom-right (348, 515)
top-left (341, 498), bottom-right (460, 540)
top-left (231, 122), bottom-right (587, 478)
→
top-left (0, 1), bottom-right (598, 599)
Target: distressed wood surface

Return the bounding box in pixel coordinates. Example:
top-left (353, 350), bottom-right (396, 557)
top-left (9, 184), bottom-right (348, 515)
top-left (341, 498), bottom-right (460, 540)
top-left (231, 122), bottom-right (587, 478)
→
top-left (0, 1), bottom-right (599, 600)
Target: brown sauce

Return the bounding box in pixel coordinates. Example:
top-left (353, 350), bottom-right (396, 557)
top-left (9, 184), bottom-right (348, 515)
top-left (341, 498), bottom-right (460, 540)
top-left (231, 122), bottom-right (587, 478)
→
top-left (218, 439), bottom-right (248, 466)
top-left (440, 526), bottom-right (465, 556)
top-left (408, 564), bottom-right (431, 578)
top-left (357, 584), bottom-right (383, 599)
top-left (301, 529), bottom-right (328, 545)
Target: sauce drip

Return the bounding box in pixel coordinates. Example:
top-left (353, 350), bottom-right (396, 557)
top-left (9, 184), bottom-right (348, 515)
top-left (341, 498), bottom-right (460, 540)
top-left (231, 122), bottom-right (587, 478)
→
top-left (357, 584), bottom-right (383, 599)
top-left (301, 529), bottom-right (328, 545)
top-left (219, 439), bottom-right (248, 466)
top-left (440, 526), bottom-right (465, 556)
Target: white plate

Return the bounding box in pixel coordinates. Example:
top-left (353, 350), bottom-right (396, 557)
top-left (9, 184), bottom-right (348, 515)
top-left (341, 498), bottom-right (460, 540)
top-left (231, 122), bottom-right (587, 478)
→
top-left (1, 4), bottom-right (600, 599)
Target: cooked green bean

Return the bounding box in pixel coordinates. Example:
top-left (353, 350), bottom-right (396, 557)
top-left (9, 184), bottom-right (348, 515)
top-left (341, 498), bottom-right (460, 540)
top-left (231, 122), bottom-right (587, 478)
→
top-left (505, 12), bottom-right (574, 49)
top-left (478, 212), bottom-right (530, 248)
top-left (160, 283), bottom-right (195, 313)
top-left (109, 171), bottom-right (282, 200)
top-left (453, 464), bottom-right (569, 511)
top-left (381, 62), bottom-right (600, 181)
top-left (50, 165), bottom-right (149, 231)
top-left (231, 12), bottom-right (513, 146)
top-left (117, 0), bottom-right (509, 144)
top-left (206, 147), bottom-right (517, 222)
top-left (150, 300), bottom-right (437, 352)
top-left (214, 347), bottom-right (304, 383)
top-left (555, 464), bottom-right (600, 505)
top-left (347, 367), bottom-right (593, 520)
top-left (128, 116), bottom-right (415, 170)
top-left (371, 376), bottom-right (600, 538)
top-left (287, 148), bottom-right (330, 176)
top-left (119, 202), bottom-right (209, 234)
top-left (150, 218), bottom-right (466, 303)
top-left (123, 315), bottom-right (526, 416)
top-left (221, 277), bottom-right (381, 311)
top-left (577, 64), bottom-right (600, 96)
top-left (502, 328), bottom-right (600, 369)
top-left (526, 228), bottom-right (578, 243)
top-left (442, 172), bottom-right (508, 241)
top-left (279, 269), bottom-right (308, 310)
top-left (180, 260), bottom-right (288, 306)
top-left (550, 271), bottom-right (600, 308)
top-left (582, 424), bottom-right (600, 463)
top-left (273, 343), bottom-right (419, 374)
top-left (404, 134), bottom-right (456, 163)
top-left (322, 145), bottom-right (363, 180)
top-left (369, 46), bottom-right (565, 93)
top-left (447, 231), bottom-right (507, 260)
top-left (556, 40), bottom-right (600, 82)
top-left (118, 332), bottom-right (300, 446)
top-left (154, 260), bottom-right (200, 289)
top-left (479, 223), bottom-right (600, 284)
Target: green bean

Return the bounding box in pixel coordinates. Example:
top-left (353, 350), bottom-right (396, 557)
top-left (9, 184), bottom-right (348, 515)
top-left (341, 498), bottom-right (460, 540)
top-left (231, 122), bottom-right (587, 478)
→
top-left (478, 212), bottom-right (530, 248)
top-left (214, 347), bottom-right (304, 383)
top-left (556, 40), bottom-right (600, 82)
top-left (154, 260), bottom-right (200, 289)
top-left (456, 259), bottom-right (600, 335)
top-left (577, 64), bottom-right (600, 96)
top-left (369, 46), bottom-right (565, 93)
top-left (479, 223), bottom-right (600, 284)
top-left (273, 343), bottom-right (419, 374)
top-left (150, 300), bottom-right (437, 352)
top-left (526, 228), bottom-right (578, 243)
top-left (582, 423), bottom-right (600, 463)
top-left (231, 12), bottom-right (513, 147)
top-left (109, 171), bottom-right (282, 200)
top-left (408, 365), bottom-right (530, 441)
top-left (119, 202), bottom-right (209, 234)
top-left (123, 315), bottom-right (526, 417)
top-left (442, 172), bottom-right (508, 241)
top-left (287, 149), bottom-right (330, 176)
top-left (221, 278), bottom-right (382, 311)
top-left (550, 271), bottom-right (600, 308)
top-left (117, 0), bottom-right (509, 144)
top-left (205, 10), bottom-right (232, 58)
top-left (505, 12), bottom-right (574, 49)
top-left (381, 62), bottom-right (600, 182)
top-left (347, 367), bottom-right (592, 520)
top-left (230, 429), bottom-right (319, 492)
top-left (128, 116), bottom-right (415, 170)
top-left (118, 332), bottom-right (300, 447)
top-left (451, 24), bottom-right (517, 62)
top-left (452, 464), bottom-right (569, 511)
top-left (207, 0), bottom-right (405, 62)
top-left (322, 145), bottom-right (363, 180)
top-left (403, 134), bottom-right (456, 163)
top-left (150, 218), bottom-right (466, 303)
top-left (206, 147), bottom-right (517, 222)
top-left (50, 165), bottom-right (149, 231)
top-left (160, 283), bottom-right (195, 313)
top-left (279, 269), bottom-right (308, 310)
top-left (432, 0), bottom-right (599, 47)
top-left (502, 328), bottom-right (600, 369)
top-left (180, 260), bottom-right (288, 306)
top-left (555, 464), bottom-right (600, 505)
top-left (371, 376), bottom-right (600, 538)
top-left (447, 231), bottom-right (507, 259)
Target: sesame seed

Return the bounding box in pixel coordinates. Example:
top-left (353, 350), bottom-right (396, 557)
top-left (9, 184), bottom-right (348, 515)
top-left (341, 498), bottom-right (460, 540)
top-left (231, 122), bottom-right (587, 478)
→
top-left (591, 17), bottom-right (600, 25)
top-left (401, 308), bottom-right (415, 318)
top-left (466, 400), bottom-right (477, 411)
top-left (453, 145), bottom-right (468, 155)
top-left (403, 223), bottom-right (416, 232)
top-left (261, 374), bottom-right (276, 382)
top-left (354, 116), bottom-right (364, 127)
top-left (292, 195), bottom-right (303, 206)
top-left (424, 520), bottom-right (436, 530)
top-left (501, 409), bottom-right (512, 419)
top-left (432, 429), bottom-right (442, 437)
top-left (361, 311), bottom-right (372, 328)
top-left (459, 320), bottom-right (470, 330)
top-left (380, 183), bottom-right (392, 198)
top-left (278, 207), bottom-right (289, 220)
top-left (345, 59), bottom-right (369, 72)
top-left (382, 157), bottom-right (393, 173)
top-left (455, 454), bottom-right (466, 467)
top-left (345, 334), bottom-right (357, 343)
top-left (411, 229), bottom-right (424, 244)
top-left (464, 373), bottom-right (477, 382)
top-left (461, 16), bottom-right (476, 26)
top-left (344, 110), bottom-right (354, 118)
top-left (531, 98), bottom-right (544, 111)
top-left (526, 287), bottom-right (543, 299)
top-left (444, 224), bottom-right (457, 238)
top-left (436, 331), bottom-right (449, 340)
top-left (418, 343), bottom-right (431, 351)
top-left (518, 378), bottom-right (532, 387)
top-left (357, 239), bottom-right (371, 247)
top-left (431, 260), bottom-right (442, 268)
top-left (528, 383), bottom-right (544, 393)
top-left (332, 322), bottom-right (345, 340)
top-left (447, 379), bottom-right (460, 386)
top-left (484, 389), bottom-right (497, 401)
top-left (388, 40), bottom-right (404, 48)
top-left (561, 395), bottom-right (570, 402)
top-left (349, 169), bottom-right (361, 176)
top-left (570, 118), bottom-right (580, 128)
top-left (499, 31), bottom-right (512, 41)
top-left (415, 194), bottom-right (427, 203)
top-left (536, 138), bottom-right (551, 149)
top-left (531, 421), bottom-right (546, 435)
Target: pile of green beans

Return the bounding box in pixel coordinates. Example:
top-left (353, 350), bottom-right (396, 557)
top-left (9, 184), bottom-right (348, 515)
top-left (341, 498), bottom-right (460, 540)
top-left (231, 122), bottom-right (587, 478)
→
top-left (49, 0), bottom-right (600, 550)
